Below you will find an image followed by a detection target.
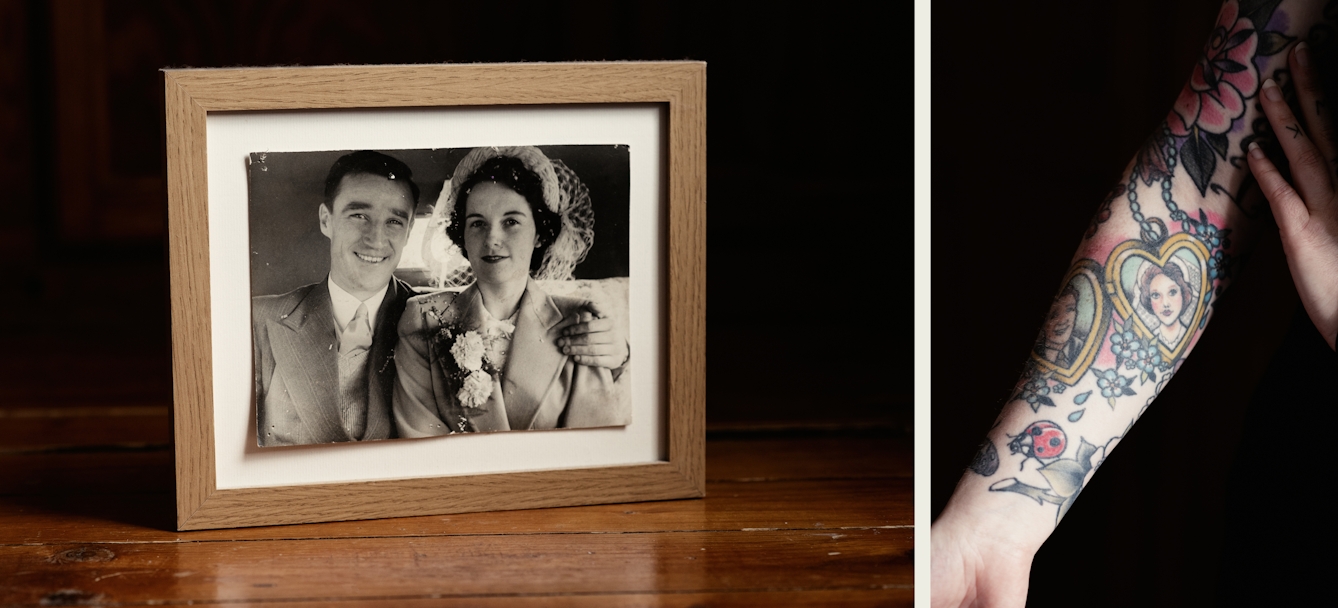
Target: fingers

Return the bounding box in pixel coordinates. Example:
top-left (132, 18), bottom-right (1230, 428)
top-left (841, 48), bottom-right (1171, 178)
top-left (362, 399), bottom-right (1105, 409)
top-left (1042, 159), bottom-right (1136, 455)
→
top-left (560, 342), bottom-right (622, 357)
top-left (581, 299), bottom-right (609, 319)
top-left (1260, 77), bottom-right (1334, 205)
top-left (559, 299), bottom-right (613, 336)
top-left (557, 300), bottom-right (627, 368)
top-left (559, 330), bottom-right (617, 348)
top-left (568, 354), bottom-right (624, 368)
top-left (561, 316), bottom-right (615, 338)
top-left (1291, 42), bottom-right (1338, 169)
top-left (557, 319), bottom-right (619, 358)
top-left (1248, 141), bottom-right (1311, 236)
top-left (564, 337), bottom-right (630, 368)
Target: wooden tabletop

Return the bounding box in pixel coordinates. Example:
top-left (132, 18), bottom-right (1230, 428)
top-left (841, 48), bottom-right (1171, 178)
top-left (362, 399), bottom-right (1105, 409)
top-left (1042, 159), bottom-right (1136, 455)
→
top-left (0, 408), bottom-right (910, 606)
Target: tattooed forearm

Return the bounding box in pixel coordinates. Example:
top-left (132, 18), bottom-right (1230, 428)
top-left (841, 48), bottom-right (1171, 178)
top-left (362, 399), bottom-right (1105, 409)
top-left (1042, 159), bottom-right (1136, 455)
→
top-left (963, 0), bottom-right (1303, 525)
top-left (934, 4), bottom-right (1334, 604)
top-left (984, 211), bottom-right (1228, 523)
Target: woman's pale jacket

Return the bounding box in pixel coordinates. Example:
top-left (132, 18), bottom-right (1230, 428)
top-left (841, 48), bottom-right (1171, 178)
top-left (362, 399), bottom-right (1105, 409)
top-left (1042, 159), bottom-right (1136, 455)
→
top-left (393, 279), bottom-right (629, 436)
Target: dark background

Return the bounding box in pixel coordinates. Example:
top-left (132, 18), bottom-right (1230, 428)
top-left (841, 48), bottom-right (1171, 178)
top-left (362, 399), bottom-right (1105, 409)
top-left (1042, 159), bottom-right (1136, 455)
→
top-left (0, 3), bottom-right (900, 438)
top-left (247, 145), bottom-right (631, 296)
top-left (935, 0), bottom-right (1338, 606)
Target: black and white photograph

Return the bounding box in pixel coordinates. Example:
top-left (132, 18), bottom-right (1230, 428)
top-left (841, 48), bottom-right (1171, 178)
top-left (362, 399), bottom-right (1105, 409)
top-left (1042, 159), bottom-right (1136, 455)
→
top-left (247, 144), bottom-right (632, 448)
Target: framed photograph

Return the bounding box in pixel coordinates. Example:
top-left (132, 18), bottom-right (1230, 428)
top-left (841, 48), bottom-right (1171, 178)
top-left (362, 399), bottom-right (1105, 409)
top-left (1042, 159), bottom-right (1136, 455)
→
top-left (164, 62), bottom-right (705, 530)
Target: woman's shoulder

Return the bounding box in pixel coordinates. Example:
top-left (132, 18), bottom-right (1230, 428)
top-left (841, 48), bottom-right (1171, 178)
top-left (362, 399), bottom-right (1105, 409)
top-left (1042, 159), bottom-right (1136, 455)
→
top-left (531, 279), bottom-right (626, 321)
top-left (407, 290), bottom-right (462, 308)
top-left (400, 290), bottom-right (464, 333)
top-left (547, 293), bottom-right (590, 317)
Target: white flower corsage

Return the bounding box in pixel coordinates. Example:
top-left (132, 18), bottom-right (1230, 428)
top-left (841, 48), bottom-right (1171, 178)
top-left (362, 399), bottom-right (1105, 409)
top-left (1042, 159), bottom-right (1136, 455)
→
top-left (457, 369), bottom-right (493, 409)
top-left (445, 330), bottom-right (495, 408)
top-left (450, 330), bottom-right (486, 372)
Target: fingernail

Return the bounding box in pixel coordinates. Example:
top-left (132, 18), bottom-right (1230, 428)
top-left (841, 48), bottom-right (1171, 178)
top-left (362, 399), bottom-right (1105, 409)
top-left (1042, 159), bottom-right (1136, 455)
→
top-left (1248, 141), bottom-right (1265, 159)
top-left (1296, 41), bottom-right (1310, 67)
top-left (1264, 79), bottom-right (1282, 101)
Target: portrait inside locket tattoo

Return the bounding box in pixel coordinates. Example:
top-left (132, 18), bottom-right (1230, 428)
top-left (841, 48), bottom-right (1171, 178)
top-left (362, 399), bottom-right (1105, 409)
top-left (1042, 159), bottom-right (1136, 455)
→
top-left (1104, 233), bottom-right (1210, 363)
top-left (1031, 259), bottom-right (1109, 384)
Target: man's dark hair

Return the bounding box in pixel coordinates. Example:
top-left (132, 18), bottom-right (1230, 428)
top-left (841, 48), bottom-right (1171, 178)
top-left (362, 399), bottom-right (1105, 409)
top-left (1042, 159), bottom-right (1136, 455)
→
top-left (322, 150), bottom-right (420, 210)
top-left (1057, 283), bottom-right (1080, 306)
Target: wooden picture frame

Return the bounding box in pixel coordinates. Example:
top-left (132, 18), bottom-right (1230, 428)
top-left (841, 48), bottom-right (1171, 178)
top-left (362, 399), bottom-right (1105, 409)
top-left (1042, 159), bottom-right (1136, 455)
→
top-left (163, 62), bottom-right (705, 531)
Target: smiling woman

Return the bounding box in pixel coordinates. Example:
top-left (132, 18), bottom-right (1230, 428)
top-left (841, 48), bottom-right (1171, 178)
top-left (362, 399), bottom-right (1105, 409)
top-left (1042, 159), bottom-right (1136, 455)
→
top-left (393, 146), bottom-right (631, 436)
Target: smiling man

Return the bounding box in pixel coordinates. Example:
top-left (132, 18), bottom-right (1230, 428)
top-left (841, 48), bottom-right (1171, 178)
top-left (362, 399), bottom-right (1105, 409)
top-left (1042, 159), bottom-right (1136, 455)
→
top-left (251, 150), bottom-right (421, 446)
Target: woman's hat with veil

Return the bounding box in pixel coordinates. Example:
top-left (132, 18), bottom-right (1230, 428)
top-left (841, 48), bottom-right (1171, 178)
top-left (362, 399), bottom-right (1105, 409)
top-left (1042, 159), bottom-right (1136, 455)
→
top-left (421, 146), bottom-right (596, 288)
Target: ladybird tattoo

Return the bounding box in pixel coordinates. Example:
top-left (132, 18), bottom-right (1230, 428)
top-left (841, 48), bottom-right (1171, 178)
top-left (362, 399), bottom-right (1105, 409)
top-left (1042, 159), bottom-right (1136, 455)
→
top-left (1008, 421), bottom-right (1067, 469)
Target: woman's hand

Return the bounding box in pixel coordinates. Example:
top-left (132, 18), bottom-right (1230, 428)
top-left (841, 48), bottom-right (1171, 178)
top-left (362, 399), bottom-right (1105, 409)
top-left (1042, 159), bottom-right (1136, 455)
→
top-left (1247, 41), bottom-right (1338, 350)
top-left (556, 300), bottom-right (629, 369)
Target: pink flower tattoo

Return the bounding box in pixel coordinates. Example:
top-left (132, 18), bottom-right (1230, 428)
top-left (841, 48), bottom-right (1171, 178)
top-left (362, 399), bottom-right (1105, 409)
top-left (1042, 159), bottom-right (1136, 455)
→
top-left (1168, 0), bottom-right (1259, 136)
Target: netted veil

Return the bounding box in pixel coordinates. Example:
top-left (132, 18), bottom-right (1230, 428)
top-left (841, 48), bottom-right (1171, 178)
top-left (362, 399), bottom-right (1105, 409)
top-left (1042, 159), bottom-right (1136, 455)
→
top-left (420, 146), bottom-right (595, 288)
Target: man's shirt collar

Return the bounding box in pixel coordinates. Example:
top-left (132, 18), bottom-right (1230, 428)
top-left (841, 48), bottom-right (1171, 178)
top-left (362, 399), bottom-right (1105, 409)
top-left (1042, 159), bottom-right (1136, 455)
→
top-left (328, 276), bottom-right (390, 337)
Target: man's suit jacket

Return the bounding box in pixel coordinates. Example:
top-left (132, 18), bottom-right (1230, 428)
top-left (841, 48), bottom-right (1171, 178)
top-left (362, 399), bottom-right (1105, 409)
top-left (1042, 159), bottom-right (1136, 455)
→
top-left (252, 277), bottom-right (414, 446)
top-left (393, 279), bottom-right (630, 436)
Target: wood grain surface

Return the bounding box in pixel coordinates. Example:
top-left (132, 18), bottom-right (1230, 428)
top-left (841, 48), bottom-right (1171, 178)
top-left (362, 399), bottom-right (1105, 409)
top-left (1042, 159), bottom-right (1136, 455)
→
top-left (163, 62), bottom-right (707, 530)
top-left (164, 68), bottom-right (216, 530)
top-left (163, 63), bottom-right (705, 110)
top-left (0, 433), bottom-right (910, 606)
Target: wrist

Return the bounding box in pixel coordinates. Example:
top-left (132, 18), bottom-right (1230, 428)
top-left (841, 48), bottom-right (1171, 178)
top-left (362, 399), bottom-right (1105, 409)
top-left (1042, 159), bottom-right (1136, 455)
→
top-left (934, 476), bottom-right (1058, 559)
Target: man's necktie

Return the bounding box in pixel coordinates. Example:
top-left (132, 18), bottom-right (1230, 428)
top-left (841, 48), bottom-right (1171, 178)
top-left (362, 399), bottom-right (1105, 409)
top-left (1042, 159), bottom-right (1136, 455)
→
top-left (340, 303), bottom-right (373, 355)
top-left (337, 303), bottom-right (372, 440)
